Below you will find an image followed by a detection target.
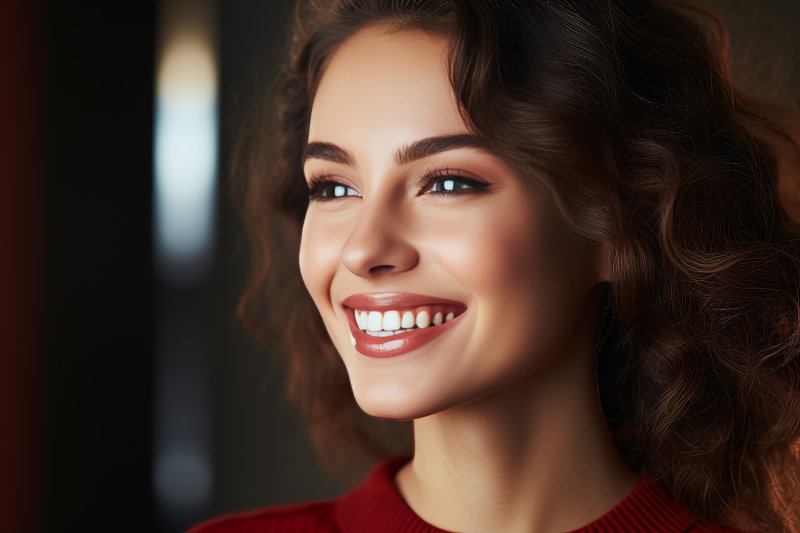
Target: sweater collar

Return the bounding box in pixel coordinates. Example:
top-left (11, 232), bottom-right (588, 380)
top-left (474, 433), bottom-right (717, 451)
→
top-left (335, 456), bottom-right (700, 533)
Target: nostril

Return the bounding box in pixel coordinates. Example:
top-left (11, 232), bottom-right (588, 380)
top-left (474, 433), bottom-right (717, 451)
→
top-left (368, 264), bottom-right (395, 274)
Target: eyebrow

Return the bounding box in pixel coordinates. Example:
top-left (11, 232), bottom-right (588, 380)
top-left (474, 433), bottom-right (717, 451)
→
top-left (302, 134), bottom-right (489, 167)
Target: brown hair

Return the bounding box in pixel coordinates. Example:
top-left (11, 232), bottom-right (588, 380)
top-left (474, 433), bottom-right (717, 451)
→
top-left (235, 0), bottom-right (800, 530)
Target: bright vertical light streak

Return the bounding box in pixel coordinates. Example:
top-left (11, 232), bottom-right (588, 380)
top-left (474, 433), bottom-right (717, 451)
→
top-left (154, 32), bottom-right (218, 285)
top-left (152, 7), bottom-right (217, 528)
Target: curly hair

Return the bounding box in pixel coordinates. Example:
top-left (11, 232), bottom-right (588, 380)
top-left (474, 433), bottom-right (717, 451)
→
top-left (234, 0), bottom-right (800, 530)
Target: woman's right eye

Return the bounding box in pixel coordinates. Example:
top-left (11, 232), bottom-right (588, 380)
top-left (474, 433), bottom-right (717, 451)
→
top-left (307, 179), bottom-right (360, 202)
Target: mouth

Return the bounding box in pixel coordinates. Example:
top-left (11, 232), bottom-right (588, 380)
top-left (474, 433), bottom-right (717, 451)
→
top-left (340, 293), bottom-right (467, 358)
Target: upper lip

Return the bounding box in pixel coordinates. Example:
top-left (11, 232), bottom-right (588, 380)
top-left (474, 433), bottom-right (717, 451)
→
top-left (341, 292), bottom-right (466, 311)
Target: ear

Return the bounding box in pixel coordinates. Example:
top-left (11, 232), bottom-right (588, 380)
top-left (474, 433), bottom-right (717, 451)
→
top-left (595, 241), bottom-right (612, 284)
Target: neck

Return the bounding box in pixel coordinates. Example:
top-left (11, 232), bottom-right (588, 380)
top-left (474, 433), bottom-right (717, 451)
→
top-left (394, 315), bottom-right (638, 533)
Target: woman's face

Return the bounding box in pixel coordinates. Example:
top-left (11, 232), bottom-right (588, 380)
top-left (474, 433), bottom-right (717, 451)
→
top-left (299, 26), bottom-right (606, 419)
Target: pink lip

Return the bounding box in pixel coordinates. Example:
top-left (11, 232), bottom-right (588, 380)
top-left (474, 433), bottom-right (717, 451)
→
top-left (340, 292), bottom-right (467, 358)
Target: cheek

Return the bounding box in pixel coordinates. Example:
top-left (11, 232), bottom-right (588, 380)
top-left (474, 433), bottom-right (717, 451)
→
top-left (426, 203), bottom-right (559, 298)
top-left (429, 199), bottom-right (592, 371)
top-left (298, 211), bottom-right (345, 305)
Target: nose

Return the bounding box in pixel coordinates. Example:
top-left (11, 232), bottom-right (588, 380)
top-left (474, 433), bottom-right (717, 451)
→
top-left (341, 201), bottom-right (419, 278)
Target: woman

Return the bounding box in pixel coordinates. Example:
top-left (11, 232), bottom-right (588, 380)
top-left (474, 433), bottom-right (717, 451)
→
top-left (192, 0), bottom-right (800, 531)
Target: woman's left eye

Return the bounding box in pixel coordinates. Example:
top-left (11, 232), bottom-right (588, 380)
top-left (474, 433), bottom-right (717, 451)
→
top-left (421, 174), bottom-right (489, 196)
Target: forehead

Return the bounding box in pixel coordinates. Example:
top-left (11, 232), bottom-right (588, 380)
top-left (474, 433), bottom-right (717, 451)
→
top-left (308, 26), bottom-right (468, 147)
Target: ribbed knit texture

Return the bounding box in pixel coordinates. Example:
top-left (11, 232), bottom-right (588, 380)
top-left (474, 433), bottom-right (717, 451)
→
top-left (188, 457), bottom-right (743, 532)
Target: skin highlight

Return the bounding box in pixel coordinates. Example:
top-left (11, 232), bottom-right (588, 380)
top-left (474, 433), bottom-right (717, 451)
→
top-left (299, 26), bottom-right (636, 532)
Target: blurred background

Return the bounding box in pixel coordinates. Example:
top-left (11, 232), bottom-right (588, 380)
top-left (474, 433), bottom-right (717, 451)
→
top-left (1, 1), bottom-right (797, 532)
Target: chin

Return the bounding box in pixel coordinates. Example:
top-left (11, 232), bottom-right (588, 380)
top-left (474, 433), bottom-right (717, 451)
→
top-left (349, 373), bottom-right (480, 421)
top-left (350, 380), bottom-right (446, 421)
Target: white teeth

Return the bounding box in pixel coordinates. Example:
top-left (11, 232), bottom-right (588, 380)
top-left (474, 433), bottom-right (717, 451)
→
top-left (354, 307), bottom-right (460, 333)
top-left (383, 310), bottom-right (401, 331)
top-left (416, 310), bottom-right (431, 328)
top-left (349, 331), bottom-right (356, 346)
top-left (367, 311), bottom-right (383, 332)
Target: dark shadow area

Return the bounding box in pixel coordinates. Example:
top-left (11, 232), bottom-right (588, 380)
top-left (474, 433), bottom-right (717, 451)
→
top-left (42, 1), bottom-right (157, 531)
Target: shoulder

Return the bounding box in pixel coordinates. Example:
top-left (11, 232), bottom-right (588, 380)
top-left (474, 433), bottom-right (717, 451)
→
top-left (186, 499), bottom-right (339, 533)
top-left (582, 473), bottom-right (750, 533)
top-left (186, 456), bottom-right (415, 533)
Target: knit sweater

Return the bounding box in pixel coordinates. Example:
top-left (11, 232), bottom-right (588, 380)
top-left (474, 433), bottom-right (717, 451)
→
top-left (188, 457), bottom-right (742, 532)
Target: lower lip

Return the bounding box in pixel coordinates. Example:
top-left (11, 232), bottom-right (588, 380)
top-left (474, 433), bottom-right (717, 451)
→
top-left (346, 308), bottom-right (465, 358)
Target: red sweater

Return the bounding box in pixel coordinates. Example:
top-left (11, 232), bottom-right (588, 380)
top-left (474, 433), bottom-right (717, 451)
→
top-left (188, 457), bottom-right (743, 533)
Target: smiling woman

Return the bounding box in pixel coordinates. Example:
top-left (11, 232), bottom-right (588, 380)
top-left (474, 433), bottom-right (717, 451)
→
top-left (191, 1), bottom-right (800, 532)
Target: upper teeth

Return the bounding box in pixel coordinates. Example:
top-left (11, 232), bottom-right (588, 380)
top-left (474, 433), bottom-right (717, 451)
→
top-left (354, 308), bottom-right (458, 333)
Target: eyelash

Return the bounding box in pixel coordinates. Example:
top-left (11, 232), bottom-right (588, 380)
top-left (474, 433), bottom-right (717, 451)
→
top-left (306, 169), bottom-right (490, 202)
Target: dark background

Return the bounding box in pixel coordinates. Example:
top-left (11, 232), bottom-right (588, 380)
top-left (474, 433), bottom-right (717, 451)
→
top-left (1, 1), bottom-right (797, 532)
